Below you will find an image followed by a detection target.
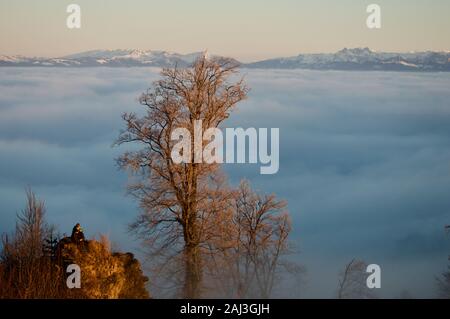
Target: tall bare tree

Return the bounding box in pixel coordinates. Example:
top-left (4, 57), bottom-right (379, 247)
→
top-left (116, 54), bottom-right (248, 298)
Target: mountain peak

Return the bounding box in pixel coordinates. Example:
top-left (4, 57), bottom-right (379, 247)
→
top-left (1, 48), bottom-right (449, 71)
top-left (338, 47), bottom-right (375, 55)
top-left (246, 48), bottom-right (450, 71)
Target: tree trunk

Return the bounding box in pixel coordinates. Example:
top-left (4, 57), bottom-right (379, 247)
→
top-left (183, 243), bottom-right (202, 298)
top-left (182, 160), bottom-right (202, 298)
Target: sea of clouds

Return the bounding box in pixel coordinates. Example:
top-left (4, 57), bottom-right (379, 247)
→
top-left (1, 67), bottom-right (449, 298)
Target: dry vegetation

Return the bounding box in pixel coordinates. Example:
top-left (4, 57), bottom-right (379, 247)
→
top-left (0, 189), bottom-right (149, 299)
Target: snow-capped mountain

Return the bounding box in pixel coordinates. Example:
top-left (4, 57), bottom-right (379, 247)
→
top-left (246, 48), bottom-right (450, 71)
top-left (0, 49), bottom-right (226, 67)
top-left (1, 48), bottom-right (449, 71)
top-left (61, 49), bottom-right (207, 66)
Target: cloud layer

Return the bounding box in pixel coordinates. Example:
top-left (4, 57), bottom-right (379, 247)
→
top-left (1, 67), bottom-right (449, 297)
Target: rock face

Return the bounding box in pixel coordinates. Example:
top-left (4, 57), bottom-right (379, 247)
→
top-left (58, 238), bottom-right (149, 299)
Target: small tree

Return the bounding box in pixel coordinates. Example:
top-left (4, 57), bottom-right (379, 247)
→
top-left (437, 266), bottom-right (450, 299)
top-left (437, 225), bottom-right (450, 298)
top-left (337, 259), bottom-right (376, 299)
top-left (0, 189), bottom-right (65, 298)
top-left (205, 180), bottom-right (292, 298)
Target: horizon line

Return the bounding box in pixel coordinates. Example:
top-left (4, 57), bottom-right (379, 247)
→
top-left (2, 47), bottom-right (450, 61)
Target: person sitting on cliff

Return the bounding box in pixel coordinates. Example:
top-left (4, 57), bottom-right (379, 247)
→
top-left (71, 223), bottom-right (85, 244)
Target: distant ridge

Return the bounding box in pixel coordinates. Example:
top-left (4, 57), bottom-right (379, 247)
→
top-left (1, 48), bottom-right (449, 71)
top-left (245, 48), bottom-right (450, 71)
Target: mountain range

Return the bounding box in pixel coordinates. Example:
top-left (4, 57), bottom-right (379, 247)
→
top-left (1, 48), bottom-right (449, 71)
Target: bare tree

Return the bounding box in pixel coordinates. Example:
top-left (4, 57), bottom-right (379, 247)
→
top-left (337, 259), bottom-right (376, 299)
top-left (1, 188), bottom-right (49, 268)
top-left (437, 266), bottom-right (450, 299)
top-left (205, 180), bottom-right (292, 298)
top-left (437, 225), bottom-right (450, 298)
top-left (0, 189), bottom-right (66, 298)
top-left (115, 54), bottom-right (248, 298)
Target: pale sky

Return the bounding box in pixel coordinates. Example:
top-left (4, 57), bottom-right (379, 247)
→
top-left (1, 0), bottom-right (449, 61)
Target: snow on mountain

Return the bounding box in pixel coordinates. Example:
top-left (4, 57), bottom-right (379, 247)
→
top-left (245, 48), bottom-right (450, 71)
top-left (63, 49), bottom-right (133, 59)
top-left (1, 48), bottom-right (449, 71)
top-left (0, 50), bottom-right (217, 67)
